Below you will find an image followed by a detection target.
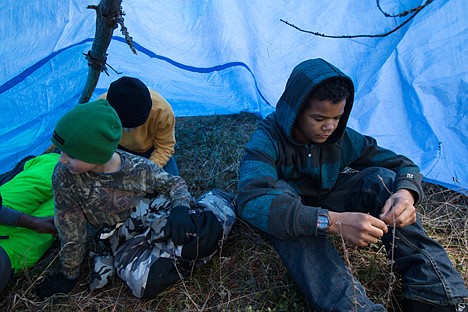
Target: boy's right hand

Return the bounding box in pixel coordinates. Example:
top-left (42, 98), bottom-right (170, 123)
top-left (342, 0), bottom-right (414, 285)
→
top-left (328, 212), bottom-right (388, 247)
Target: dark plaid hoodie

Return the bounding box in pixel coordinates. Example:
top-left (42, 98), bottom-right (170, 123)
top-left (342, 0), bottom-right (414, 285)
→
top-left (237, 58), bottom-right (423, 240)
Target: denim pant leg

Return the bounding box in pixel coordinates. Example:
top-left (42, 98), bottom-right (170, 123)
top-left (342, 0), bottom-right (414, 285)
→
top-left (318, 167), bottom-right (394, 217)
top-left (268, 176), bottom-right (387, 311)
top-left (162, 155), bottom-right (179, 176)
top-left (382, 217), bottom-right (468, 305)
top-left (268, 234), bottom-right (386, 312)
top-left (322, 167), bottom-right (468, 305)
top-left (0, 246), bottom-right (13, 294)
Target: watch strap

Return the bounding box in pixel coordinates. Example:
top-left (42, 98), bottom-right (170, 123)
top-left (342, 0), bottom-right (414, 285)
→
top-left (316, 212), bottom-right (331, 237)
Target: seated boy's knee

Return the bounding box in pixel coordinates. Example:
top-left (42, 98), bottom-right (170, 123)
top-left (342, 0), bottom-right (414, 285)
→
top-left (363, 167), bottom-right (395, 187)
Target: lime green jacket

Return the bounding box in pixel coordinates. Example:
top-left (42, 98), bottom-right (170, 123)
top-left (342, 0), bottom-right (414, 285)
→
top-left (0, 153), bottom-right (58, 271)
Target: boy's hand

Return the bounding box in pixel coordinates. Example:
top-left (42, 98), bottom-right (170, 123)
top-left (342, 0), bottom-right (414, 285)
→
top-left (164, 205), bottom-right (195, 245)
top-left (379, 189), bottom-right (416, 228)
top-left (18, 215), bottom-right (57, 234)
top-left (328, 211), bottom-right (388, 247)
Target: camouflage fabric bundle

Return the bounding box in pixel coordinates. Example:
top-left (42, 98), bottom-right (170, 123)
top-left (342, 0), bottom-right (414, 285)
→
top-left (89, 189), bottom-right (236, 298)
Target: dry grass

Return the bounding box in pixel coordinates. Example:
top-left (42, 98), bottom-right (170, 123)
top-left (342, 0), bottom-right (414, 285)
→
top-left (1, 113), bottom-right (466, 311)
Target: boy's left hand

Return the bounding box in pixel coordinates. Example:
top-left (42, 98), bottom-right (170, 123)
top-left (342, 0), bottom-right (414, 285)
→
top-left (380, 189), bottom-right (416, 227)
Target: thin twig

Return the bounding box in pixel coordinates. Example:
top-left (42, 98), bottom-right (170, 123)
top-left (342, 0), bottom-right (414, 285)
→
top-left (280, 0), bottom-right (434, 39)
top-left (378, 174), bottom-right (397, 310)
top-left (335, 221), bottom-right (359, 311)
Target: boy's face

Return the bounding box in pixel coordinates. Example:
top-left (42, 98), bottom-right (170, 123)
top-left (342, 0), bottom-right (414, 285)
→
top-left (293, 98), bottom-right (346, 144)
top-left (59, 152), bottom-right (98, 174)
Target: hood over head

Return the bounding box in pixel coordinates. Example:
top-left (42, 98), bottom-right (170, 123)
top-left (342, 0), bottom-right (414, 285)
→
top-left (275, 58), bottom-right (355, 145)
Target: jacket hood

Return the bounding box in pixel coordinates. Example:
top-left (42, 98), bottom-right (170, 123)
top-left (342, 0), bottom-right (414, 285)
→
top-left (275, 58), bottom-right (355, 145)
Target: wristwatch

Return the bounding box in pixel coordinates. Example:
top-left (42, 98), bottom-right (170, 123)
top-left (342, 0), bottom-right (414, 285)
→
top-left (317, 212), bottom-right (331, 237)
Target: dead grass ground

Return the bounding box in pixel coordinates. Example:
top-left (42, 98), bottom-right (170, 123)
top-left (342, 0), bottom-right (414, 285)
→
top-left (1, 113), bottom-right (466, 311)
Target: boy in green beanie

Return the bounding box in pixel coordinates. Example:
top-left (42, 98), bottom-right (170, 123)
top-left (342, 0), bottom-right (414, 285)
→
top-left (36, 99), bottom-right (235, 299)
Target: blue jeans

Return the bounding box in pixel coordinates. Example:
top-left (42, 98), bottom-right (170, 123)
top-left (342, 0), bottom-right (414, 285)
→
top-left (268, 167), bottom-right (468, 311)
top-left (0, 246), bottom-right (12, 294)
top-left (162, 156), bottom-right (179, 176)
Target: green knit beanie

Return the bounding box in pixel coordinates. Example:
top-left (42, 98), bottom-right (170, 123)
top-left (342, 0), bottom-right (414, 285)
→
top-left (51, 99), bottom-right (122, 164)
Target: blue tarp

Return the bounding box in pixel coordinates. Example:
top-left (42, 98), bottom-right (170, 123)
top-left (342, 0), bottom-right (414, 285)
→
top-left (1, 1), bottom-right (467, 192)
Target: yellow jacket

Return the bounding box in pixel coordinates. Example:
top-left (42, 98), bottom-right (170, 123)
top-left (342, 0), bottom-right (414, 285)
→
top-left (99, 89), bottom-right (176, 167)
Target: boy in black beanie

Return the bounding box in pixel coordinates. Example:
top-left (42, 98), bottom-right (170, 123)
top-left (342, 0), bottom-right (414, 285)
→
top-left (99, 76), bottom-right (179, 175)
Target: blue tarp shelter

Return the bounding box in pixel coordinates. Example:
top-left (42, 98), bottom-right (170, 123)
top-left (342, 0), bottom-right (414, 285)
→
top-left (1, 0), bottom-right (467, 191)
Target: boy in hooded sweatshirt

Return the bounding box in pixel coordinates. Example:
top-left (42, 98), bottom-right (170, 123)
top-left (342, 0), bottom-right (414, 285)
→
top-left (237, 58), bottom-right (467, 311)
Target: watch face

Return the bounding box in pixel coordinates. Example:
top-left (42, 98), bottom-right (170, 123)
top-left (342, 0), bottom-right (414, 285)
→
top-left (317, 215), bottom-right (329, 229)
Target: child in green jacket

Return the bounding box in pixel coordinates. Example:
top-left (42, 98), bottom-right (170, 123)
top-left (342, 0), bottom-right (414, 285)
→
top-left (0, 153), bottom-right (59, 293)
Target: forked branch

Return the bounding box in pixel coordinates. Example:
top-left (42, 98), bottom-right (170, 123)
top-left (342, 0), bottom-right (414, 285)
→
top-left (79, 0), bottom-right (136, 104)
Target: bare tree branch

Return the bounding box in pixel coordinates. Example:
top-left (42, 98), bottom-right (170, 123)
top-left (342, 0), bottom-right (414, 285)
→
top-left (79, 0), bottom-right (136, 104)
top-left (280, 0), bottom-right (434, 39)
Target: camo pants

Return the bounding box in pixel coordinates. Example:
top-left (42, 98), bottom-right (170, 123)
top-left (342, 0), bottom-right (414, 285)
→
top-left (89, 190), bottom-right (236, 298)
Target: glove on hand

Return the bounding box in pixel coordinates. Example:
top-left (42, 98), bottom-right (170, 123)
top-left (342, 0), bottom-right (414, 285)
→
top-left (36, 273), bottom-right (78, 299)
top-left (164, 205), bottom-right (195, 245)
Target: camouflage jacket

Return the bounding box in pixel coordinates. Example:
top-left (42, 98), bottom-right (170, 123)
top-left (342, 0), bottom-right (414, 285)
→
top-left (52, 150), bottom-right (192, 279)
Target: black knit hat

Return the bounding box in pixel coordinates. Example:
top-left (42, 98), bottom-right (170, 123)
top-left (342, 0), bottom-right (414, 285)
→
top-left (107, 76), bottom-right (152, 128)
